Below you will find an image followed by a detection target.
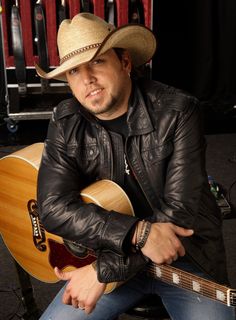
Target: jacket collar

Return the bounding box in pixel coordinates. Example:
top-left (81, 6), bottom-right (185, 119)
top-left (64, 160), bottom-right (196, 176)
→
top-left (127, 81), bottom-right (154, 136)
top-left (76, 80), bottom-right (154, 135)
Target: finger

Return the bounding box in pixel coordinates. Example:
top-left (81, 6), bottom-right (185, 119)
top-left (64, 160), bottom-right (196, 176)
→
top-left (166, 258), bottom-right (173, 265)
top-left (54, 267), bottom-right (72, 281)
top-left (71, 298), bottom-right (78, 308)
top-left (166, 236), bottom-right (185, 258)
top-left (177, 244), bottom-right (186, 257)
top-left (165, 244), bottom-right (179, 263)
top-left (62, 289), bottom-right (72, 305)
top-left (84, 284), bottom-right (106, 314)
top-left (173, 226), bottom-right (194, 237)
top-left (172, 254), bottom-right (178, 261)
top-left (78, 303), bottom-right (85, 310)
top-left (85, 302), bottom-right (96, 315)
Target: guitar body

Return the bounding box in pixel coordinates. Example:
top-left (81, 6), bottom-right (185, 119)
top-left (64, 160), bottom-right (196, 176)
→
top-left (0, 143), bottom-right (58, 282)
top-left (0, 143), bottom-right (134, 288)
top-left (0, 144), bottom-right (235, 305)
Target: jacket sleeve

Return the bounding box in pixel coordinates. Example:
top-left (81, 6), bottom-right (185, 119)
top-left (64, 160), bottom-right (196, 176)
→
top-left (96, 250), bottom-right (149, 283)
top-left (37, 106), bottom-right (138, 256)
top-left (150, 97), bottom-right (209, 228)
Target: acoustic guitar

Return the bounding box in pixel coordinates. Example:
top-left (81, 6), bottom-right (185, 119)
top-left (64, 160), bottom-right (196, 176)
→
top-left (0, 143), bottom-right (235, 305)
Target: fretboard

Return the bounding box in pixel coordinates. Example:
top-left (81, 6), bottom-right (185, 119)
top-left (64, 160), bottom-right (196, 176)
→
top-left (147, 263), bottom-right (236, 307)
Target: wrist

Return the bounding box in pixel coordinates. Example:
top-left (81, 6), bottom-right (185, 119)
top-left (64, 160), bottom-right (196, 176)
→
top-left (133, 220), bottom-right (152, 252)
top-left (131, 221), bottom-right (139, 246)
top-left (91, 260), bottom-right (97, 271)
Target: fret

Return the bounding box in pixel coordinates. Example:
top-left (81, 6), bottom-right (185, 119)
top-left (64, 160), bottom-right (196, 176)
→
top-left (192, 279), bottom-right (201, 293)
top-left (147, 262), bottom-right (236, 306)
top-left (172, 272), bottom-right (181, 285)
top-left (228, 290), bottom-right (236, 307)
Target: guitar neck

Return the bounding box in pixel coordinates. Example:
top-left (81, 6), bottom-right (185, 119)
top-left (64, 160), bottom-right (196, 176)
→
top-left (148, 263), bottom-right (236, 307)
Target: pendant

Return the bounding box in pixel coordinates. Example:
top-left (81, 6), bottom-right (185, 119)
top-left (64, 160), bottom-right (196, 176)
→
top-left (124, 154), bottom-right (130, 175)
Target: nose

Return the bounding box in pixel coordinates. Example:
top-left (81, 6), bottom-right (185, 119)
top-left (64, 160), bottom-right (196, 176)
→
top-left (80, 65), bottom-right (96, 85)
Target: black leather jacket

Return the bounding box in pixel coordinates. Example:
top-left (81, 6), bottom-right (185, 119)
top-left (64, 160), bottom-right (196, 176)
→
top-left (37, 79), bottom-right (228, 285)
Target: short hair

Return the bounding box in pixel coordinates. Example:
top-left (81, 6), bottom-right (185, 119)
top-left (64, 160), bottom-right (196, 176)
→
top-left (113, 47), bottom-right (150, 80)
top-left (113, 48), bottom-right (126, 61)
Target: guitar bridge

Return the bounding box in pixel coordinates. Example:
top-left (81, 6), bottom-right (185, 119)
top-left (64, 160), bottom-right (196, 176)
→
top-left (28, 199), bottom-right (46, 252)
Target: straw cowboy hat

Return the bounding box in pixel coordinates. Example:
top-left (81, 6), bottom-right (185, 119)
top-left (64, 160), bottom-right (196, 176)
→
top-left (35, 13), bottom-right (157, 81)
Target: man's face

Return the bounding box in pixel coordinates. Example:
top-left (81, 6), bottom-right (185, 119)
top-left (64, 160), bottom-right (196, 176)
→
top-left (66, 49), bottom-right (132, 120)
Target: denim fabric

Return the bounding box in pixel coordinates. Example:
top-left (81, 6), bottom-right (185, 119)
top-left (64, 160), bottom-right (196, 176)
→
top-left (40, 261), bottom-right (235, 320)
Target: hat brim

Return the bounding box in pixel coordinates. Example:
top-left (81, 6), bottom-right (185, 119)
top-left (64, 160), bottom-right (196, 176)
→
top-left (35, 24), bottom-right (157, 82)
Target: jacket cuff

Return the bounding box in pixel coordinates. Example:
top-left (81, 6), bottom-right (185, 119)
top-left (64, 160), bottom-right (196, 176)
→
top-left (96, 251), bottom-right (148, 283)
top-left (100, 211), bottom-right (139, 254)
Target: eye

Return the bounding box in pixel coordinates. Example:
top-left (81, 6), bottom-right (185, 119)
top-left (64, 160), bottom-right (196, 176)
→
top-left (68, 67), bottom-right (78, 75)
top-left (91, 58), bottom-right (103, 65)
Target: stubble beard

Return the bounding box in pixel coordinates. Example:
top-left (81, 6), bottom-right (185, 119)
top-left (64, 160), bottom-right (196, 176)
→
top-left (85, 94), bottom-right (121, 118)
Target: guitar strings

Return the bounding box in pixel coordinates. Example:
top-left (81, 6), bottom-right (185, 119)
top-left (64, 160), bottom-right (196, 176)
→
top-left (147, 272), bottom-right (225, 302)
top-left (148, 268), bottom-right (235, 306)
top-left (148, 264), bottom-right (228, 292)
top-left (147, 264), bottom-right (232, 303)
top-left (148, 264), bottom-right (230, 290)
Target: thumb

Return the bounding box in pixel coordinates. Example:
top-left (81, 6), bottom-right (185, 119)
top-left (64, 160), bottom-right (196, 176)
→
top-left (54, 267), bottom-right (72, 281)
top-left (174, 226), bottom-right (194, 237)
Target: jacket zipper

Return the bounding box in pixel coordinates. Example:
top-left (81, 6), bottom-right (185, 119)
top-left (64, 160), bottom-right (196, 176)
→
top-left (124, 138), bottom-right (156, 213)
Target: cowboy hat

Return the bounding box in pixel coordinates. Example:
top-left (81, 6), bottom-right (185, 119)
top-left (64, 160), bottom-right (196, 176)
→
top-left (35, 13), bottom-right (157, 82)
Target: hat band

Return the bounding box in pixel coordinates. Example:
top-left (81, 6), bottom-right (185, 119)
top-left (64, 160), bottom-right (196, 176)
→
top-left (60, 43), bottom-right (101, 65)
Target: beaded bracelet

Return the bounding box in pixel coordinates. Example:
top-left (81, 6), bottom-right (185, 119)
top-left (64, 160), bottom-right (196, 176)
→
top-left (135, 220), bottom-right (152, 251)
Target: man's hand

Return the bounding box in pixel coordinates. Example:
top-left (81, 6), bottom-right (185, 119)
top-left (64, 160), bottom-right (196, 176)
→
top-left (54, 264), bottom-right (106, 314)
top-left (136, 222), bottom-right (193, 264)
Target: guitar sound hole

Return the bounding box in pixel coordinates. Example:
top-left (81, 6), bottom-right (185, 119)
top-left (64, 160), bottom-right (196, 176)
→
top-left (64, 240), bottom-right (93, 258)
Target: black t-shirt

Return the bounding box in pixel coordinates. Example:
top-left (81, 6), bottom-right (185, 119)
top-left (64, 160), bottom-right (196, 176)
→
top-left (99, 113), bottom-right (153, 218)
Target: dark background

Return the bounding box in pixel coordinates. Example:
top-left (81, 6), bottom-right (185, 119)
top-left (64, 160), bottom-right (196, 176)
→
top-left (0, 1), bottom-right (236, 319)
top-left (153, 0), bottom-right (236, 104)
top-left (152, 0), bottom-right (236, 134)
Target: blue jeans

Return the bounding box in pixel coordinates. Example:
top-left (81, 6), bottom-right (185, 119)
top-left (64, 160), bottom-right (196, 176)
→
top-left (40, 261), bottom-right (235, 320)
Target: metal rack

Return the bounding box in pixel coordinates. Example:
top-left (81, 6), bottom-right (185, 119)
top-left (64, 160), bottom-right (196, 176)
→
top-left (0, 1), bottom-right (69, 131)
top-left (0, 0), bottom-right (153, 132)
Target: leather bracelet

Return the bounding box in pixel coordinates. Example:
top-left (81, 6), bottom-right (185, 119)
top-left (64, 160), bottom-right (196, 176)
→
top-left (135, 220), bottom-right (151, 251)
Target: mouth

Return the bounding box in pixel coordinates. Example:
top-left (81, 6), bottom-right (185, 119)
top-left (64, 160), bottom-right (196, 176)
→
top-left (86, 88), bottom-right (103, 98)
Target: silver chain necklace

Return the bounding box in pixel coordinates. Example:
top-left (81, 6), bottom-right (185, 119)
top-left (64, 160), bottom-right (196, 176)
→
top-left (124, 154), bottom-right (130, 175)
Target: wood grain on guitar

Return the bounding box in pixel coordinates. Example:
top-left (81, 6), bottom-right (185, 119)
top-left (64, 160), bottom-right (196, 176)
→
top-left (0, 143), bottom-right (236, 305)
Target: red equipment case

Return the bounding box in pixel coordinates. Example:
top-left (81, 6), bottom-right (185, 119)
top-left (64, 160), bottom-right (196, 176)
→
top-left (0, 0), bottom-right (153, 132)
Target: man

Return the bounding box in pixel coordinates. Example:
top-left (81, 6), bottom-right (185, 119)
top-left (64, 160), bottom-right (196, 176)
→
top-left (36, 13), bottom-right (235, 320)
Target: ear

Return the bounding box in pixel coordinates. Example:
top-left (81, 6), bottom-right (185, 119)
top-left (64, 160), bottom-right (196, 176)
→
top-left (121, 50), bottom-right (132, 73)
